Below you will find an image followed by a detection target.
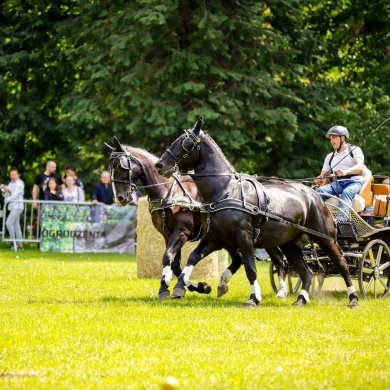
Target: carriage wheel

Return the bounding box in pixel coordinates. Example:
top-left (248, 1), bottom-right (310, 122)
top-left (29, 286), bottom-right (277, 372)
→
top-left (269, 261), bottom-right (301, 295)
top-left (310, 270), bottom-right (325, 295)
top-left (358, 239), bottom-right (390, 300)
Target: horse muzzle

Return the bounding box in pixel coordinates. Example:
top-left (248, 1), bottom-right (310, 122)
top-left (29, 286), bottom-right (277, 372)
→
top-left (115, 194), bottom-right (132, 206)
top-left (155, 161), bottom-right (175, 178)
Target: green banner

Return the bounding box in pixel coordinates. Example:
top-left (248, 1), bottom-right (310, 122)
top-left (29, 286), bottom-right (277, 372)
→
top-left (40, 203), bottom-right (137, 253)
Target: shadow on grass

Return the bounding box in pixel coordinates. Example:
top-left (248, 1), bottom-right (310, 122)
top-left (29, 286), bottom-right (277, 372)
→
top-left (26, 292), bottom-right (300, 308)
top-left (0, 247), bottom-right (136, 262)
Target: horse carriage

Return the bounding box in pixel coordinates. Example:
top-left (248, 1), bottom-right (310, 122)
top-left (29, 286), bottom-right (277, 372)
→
top-left (107, 117), bottom-right (390, 307)
top-left (269, 179), bottom-right (390, 300)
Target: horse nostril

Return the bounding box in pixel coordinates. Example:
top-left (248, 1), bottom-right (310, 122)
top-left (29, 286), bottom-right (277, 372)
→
top-left (117, 195), bottom-right (124, 201)
top-left (155, 162), bottom-right (162, 170)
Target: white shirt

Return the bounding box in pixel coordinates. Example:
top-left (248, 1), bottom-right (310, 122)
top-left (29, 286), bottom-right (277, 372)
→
top-left (322, 145), bottom-right (364, 181)
top-left (4, 178), bottom-right (25, 210)
top-left (62, 187), bottom-right (85, 203)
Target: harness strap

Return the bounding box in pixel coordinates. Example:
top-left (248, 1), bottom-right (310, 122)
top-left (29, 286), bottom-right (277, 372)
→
top-left (201, 198), bottom-right (335, 242)
top-left (329, 143), bottom-right (354, 172)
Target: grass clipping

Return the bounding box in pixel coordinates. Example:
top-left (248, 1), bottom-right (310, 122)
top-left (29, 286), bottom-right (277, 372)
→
top-left (137, 197), bottom-right (228, 278)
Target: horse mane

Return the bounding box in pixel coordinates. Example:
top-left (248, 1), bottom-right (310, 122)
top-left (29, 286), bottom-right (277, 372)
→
top-left (123, 145), bottom-right (159, 164)
top-left (203, 131), bottom-right (236, 174)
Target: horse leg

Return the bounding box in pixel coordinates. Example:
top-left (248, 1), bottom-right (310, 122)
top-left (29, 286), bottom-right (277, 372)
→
top-left (172, 235), bottom-right (221, 299)
top-left (280, 242), bottom-right (312, 306)
top-left (159, 231), bottom-right (189, 300)
top-left (267, 247), bottom-right (288, 298)
top-left (217, 248), bottom-right (244, 298)
top-left (159, 242), bottom-right (175, 300)
top-left (315, 238), bottom-right (359, 307)
top-left (170, 249), bottom-right (212, 296)
top-left (235, 229), bottom-right (262, 308)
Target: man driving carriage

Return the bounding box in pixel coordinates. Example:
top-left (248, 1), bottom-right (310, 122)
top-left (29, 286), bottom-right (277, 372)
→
top-left (315, 125), bottom-right (365, 217)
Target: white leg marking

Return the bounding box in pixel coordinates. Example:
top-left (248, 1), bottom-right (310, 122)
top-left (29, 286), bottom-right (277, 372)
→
top-left (276, 278), bottom-right (287, 298)
top-left (162, 266), bottom-right (173, 286)
top-left (299, 289), bottom-right (310, 303)
top-left (347, 286), bottom-right (356, 296)
top-left (218, 269), bottom-right (232, 287)
top-left (183, 265), bottom-right (194, 286)
top-left (251, 280), bottom-right (262, 302)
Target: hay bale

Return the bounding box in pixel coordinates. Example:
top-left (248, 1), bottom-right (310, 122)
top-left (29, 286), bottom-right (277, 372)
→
top-left (136, 197), bottom-right (228, 279)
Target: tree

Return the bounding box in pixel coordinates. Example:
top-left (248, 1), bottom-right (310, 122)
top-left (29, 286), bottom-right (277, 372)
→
top-left (304, 0), bottom-right (390, 175)
top-left (56, 0), bottom-right (343, 180)
top-left (0, 0), bottom-right (79, 191)
top-left (1, 0), bottom-right (389, 200)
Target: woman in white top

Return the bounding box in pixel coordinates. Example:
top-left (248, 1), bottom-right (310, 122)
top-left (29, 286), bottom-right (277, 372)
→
top-left (2, 168), bottom-right (25, 250)
top-left (62, 175), bottom-right (85, 203)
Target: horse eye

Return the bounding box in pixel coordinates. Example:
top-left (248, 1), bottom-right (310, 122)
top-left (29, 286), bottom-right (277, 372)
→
top-left (182, 138), bottom-right (193, 150)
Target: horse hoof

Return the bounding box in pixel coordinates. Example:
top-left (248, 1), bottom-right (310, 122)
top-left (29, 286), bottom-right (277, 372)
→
top-left (198, 282), bottom-right (212, 294)
top-left (158, 291), bottom-right (170, 300)
top-left (348, 298), bottom-right (359, 308)
top-left (243, 298), bottom-right (259, 308)
top-left (348, 293), bottom-right (359, 307)
top-left (172, 288), bottom-right (186, 299)
top-left (217, 284), bottom-right (228, 298)
top-left (276, 288), bottom-right (288, 298)
top-left (293, 295), bottom-right (306, 306)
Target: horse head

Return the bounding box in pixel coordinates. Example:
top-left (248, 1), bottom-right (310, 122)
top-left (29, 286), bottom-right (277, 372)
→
top-left (155, 116), bottom-right (203, 177)
top-left (106, 136), bottom-right (137, 206)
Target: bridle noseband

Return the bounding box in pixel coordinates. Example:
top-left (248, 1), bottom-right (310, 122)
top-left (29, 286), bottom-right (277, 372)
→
top-left (164, 129), bottom-right (201, 170)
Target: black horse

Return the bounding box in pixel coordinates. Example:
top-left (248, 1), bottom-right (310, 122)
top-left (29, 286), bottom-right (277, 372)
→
top-left (105, 137), bottom-right (211, 300)
top-left (155, 117), bottom-right (359, 307)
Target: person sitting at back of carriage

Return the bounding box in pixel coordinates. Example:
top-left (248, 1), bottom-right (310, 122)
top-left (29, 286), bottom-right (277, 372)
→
top-left (315, 125), bottom-right (365, 217)
top-left (43, 177), bottom-right (64, 201)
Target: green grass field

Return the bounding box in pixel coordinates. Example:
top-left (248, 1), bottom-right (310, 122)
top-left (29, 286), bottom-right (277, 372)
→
top-left (1, 245), bottom-right (390, 389)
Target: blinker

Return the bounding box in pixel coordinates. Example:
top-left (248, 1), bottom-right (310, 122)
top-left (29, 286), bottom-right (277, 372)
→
top-left (120, 156), bottom-right (130, 170)
top-left (182, 137), bottom-right (194, 152)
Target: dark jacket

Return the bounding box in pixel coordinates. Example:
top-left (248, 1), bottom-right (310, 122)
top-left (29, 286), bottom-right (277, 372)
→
top-left (43, 191), bottom-right (64, 201)
top-left (91, 182), bottom-right (114, 205)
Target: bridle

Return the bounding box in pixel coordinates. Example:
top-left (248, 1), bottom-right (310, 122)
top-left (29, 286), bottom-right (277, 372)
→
top-left (164, 129), bottom-right (202, 171)
top-left (108, 150), bottom-right (138, 200)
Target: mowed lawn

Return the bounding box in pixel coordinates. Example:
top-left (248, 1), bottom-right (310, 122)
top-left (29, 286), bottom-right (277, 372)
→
top-left (1, 246), bottom-right (389, 389)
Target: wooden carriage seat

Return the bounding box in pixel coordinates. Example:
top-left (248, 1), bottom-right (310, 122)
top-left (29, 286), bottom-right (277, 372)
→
top-left (371, 183), bottom-right (390, 199)
top-left (325, 166), bottom-right (373, 213)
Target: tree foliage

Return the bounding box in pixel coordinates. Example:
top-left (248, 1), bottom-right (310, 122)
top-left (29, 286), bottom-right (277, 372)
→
top-left (0, 0), bottom-right (389, 197)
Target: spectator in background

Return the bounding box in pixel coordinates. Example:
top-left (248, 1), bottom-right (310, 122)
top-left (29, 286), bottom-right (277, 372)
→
top-left (32, 160), bottom-right (63, 209)
top-left (62, 175), bottom-right (85, 203)
top-left (63, 164), bottom-right (84, 191)
top-left (1, 168), bottom-right (25, 250)
top-left (92, 171), bottom-right (114, 205)
top-left (43, 178), bottom-right (64, 201)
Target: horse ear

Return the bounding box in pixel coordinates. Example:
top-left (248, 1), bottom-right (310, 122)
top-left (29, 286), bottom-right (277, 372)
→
top-left (113, 136), bottom-right (126, 152)
top-left (193, 116), bottom-right (203, 136)
top-left (104, 142), bottom-right (115, 152)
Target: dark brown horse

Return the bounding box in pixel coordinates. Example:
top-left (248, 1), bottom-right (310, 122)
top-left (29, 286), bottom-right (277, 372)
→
top-left (105, 137), bottom-right (211, 299)
top-left (155, 117), bottom-right (359, 307)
